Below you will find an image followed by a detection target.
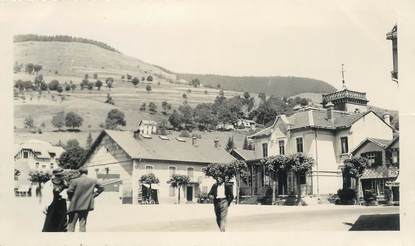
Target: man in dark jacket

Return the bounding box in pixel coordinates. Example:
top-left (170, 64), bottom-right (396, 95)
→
top-left (66, 167), bottom-right (104, 232)
top-left (208, 177), bottom-right (234, 232)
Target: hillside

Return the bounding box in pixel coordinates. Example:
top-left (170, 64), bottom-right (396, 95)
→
top-left (177, 74), bottom-right (336, 97)
top-left (14, 41), bottom-right (176, 81)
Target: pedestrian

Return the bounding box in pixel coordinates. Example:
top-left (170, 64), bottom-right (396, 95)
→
top-left (41, 168), bottom-right (69, 232)
top-left (208, 177), bottom-right (234, 232)
top-left (66, 167), bottom-right (104, 232)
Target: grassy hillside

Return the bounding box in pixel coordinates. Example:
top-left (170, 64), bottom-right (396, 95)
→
top-left (177, 74), bottom-right (336, 97)
top-left (14, 41), bottom-right (176, 81)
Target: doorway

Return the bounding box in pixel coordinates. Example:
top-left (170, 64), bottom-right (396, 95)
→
top-left (186, 185), bottom-right (193, 202)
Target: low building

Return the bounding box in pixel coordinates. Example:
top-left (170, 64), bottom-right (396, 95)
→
top-left (236, 119), bottom-right (257, 131)
top-left (14, 139), bottom-right (65, 188)
top-left (351, 136), bottom-right (399, 202)
top-left (83, 130), bottom-right (236, 204)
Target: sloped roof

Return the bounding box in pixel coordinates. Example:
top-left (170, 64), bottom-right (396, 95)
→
top-left (231, 149), bottom-right (261, 162)
top-left (386, 136), bottom-right (399, 149)
top-left (249, 109), bottom-right (390, 139)
top-left (89, 130), bottom-right (235, 164)
top-left (351, 137), bottom-right (393, 155)
top-left (15, 139), bottom-right (65, 159)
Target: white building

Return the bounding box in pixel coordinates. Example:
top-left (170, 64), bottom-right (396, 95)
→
top-left (138, 120), bottom-right (157, 136)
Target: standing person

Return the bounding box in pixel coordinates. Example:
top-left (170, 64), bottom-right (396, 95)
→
top-left (66, 167), bottom-right (104, 232)
top-left (208, 177), bottom-right (234, 232)
top-left (41, 168), bottom-right (69, 232)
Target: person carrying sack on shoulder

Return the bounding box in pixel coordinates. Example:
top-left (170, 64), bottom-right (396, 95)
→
top-left (208, 177), bottom-right (234, 232)
top-left (66, 167), bottom-right (104, 232)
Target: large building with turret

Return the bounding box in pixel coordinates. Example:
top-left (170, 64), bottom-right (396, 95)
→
top-left (231, 86), bottom-right (396, 203)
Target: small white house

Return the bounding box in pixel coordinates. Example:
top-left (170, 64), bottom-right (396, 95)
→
top-left (138, 120), bottom-right (157, 136)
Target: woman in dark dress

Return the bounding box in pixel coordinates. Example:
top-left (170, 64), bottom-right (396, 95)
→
top-left (42, 168), bottom-right (68, 232)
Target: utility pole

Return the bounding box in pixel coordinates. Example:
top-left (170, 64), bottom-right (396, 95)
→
top-left (386, 25), bottom-right (398, 85)
top-left (341, 64), bottom-right (347, 89)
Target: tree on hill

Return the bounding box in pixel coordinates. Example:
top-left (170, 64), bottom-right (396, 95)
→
top-left (146, 84), bottom-right (152, 93)
top-left (178, 104), bottom-right (193, 129)
top-left (193, 103), bottom-right (217, 130)
top-left (59, 139), bottom-right (86, 169)
top-left (65, 112), bottom-right (83, 130)
top-left (168, 110), bottom-right (183, 129)
top-left (93, 73), bottom-right (98, 79)
top-left (65, 84), bottom-right (71, 92)
top-left (25, 63), bottom-right (34, 74)
top-left (148, 102), bottom-right (157, 114)
top-left (127, 74), bottom-right (132, 81)
top-left (146, 75), bottom-right (153, 82)
top-left (190, 78), bottom-right (201, 88)
top-left (219, 89), bottom-right (224, 97)
top-left (105, 93), bottom-right (114, 105)
top-left (105, 109), bottom-right (126, 130)
top-left (167, 174), bottom-right (190, 204)
top-left (33, 64), bottom-right (42, 74)
top-left (70, 83), bottom-right (76, 92)
top-left (161, 101), bottom-right (171, 115)
top-left (106, 77), bottom-right (114, 90)
top-left (57, 85), bottom-right (63, 94)
top-left (95, 80), bottom-right (103, 90)
top-left (84, 74), bottom-right (89, 80)
top-left (48, 80), bottom-right (60, 91)
top-left (81, 79), bottom-right (89, 90)
top-left (87, 82), bottom-right (94, 91)
top-left (132, 77), bottom-right (139, 87)
top-left (204, 90), bottom-right (208, 95)
top-left (51, 111), bottom-right (65, 131)
top-left (139, 102), bottom-right (146, 111)
top-left (24, 115), bottom-right (35, 129)
top-left (258, 92), bottom-right (266, 101)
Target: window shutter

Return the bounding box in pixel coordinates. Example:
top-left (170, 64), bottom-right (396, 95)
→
top-left (375, 151), bottom-right (383, 166)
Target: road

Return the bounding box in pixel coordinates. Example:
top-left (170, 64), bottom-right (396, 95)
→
top-left (101, 206), bottom-right (399, 232)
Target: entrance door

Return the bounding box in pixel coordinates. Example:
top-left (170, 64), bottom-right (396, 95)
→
top-left (186, 185), bottom-right (193, 202)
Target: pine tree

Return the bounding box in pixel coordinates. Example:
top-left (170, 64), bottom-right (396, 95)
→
top-left (225, 136), bottom-right (235, 152)
top-left (86, 132), bottom-right (93, 149)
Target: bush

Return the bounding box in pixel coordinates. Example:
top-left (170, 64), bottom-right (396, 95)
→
top-left (363, 189), bottom-right (377, 203)
top-left (336, 188), bottom-right (356, 205)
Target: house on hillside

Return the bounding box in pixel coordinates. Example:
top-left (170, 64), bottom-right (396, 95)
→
top-left (14, 139), bottom-right (65, 191)
top-left (138, 120), bottom-right (157, 136)
top-left (351, 136), bottom-right (399, 203)
top-left (236, 119), bottom-right (257, 131)
top-left (231, 87), bottom-right (396, 203)
top-left (83, 130), bottom-right (235, 204)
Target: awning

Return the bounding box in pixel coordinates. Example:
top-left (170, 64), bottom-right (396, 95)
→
top-left (386, 175), bottom-right (400, 187)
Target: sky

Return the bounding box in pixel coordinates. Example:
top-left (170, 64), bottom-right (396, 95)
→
top-left (1, 0), bottom-right (400, 109)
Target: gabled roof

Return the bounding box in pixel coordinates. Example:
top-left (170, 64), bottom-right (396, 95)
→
top-left (230, 149), bottom-right (261, 162)
top-left (15, 139), bottom-right (65, 159)
top-left (85, 130), bottom-right (235, 164)
top-left (351, 137), bottom-right (394, 155)
top-left (249, 109), bottom-right (393, 139)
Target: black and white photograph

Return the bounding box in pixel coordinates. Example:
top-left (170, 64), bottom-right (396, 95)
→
top-left (1, 0), bottom-right (414, 244)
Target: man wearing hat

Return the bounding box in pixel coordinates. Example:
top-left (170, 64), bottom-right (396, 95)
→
top-left (66, 167), bottom-right (104, 232)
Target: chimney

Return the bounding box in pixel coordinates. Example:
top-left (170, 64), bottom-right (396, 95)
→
top-left (192, 136), bottom-right (197, 146)
top-left (133, 129), bottom-right (141, 139)
top-left (383, 113), bottom-right (391, 125)
top-left (214, 138), bottom-right (220, 148)
top-left (326, 102), bottom-right (334, 122)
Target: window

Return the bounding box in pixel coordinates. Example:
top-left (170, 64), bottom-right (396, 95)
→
top-left (50, 163), bottom-right (54, 169)
top-left (262, 143), bottom-right (268, 157)
top-left (187, 167), bottom-right (194, 178)
top-left (362, 152), bottom-right (382, 166)
top-left (340, 137), bottom-right (349, 154)
top-left (296, 138), bottom-right (303, 153)
top-left (169, 186), bottom-right (176, 197)
top-left (35, 162), bottom-right (39, 168)
top-left (145, 165), bottom-right (153, 173)
top-left (278, 140), bottom-right (285, 155)
top-left (105, 167), bottom-right (110, 174)
top-left (168, 166), bottom-right (176, 177)
top-left (23, 151), bottom-right (29, 159)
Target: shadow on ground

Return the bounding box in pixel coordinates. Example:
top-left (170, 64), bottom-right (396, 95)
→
top-left (349, 213), bottom-right (399, 231)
